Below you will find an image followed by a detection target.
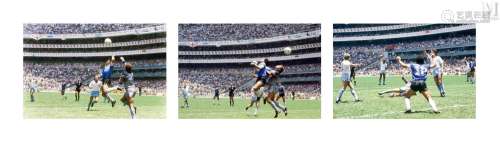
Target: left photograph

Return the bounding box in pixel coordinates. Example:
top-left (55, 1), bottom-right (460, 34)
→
top-left (23, 23), bottom-right (166, 119)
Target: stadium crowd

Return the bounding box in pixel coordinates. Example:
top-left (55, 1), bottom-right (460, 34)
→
top-left (24, 59), bottom-right (166, 95)
top-left (24, 23), bottom-right (162, 34)
top-left (179, 24), bottom-right (320, 42)
top-left (333, 24), bottom-right (465, 37)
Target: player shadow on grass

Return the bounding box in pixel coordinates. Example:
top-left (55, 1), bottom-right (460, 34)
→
top-left (404, 110), bottom-right (439, 114)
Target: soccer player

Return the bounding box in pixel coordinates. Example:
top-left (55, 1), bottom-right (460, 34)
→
top-left (275, 84), bottom-right (287, 107)
top-left (426, 49), bottom-right (446, 97)
top-left (117, 57), bottom-right (137, 119)
top-left (28, 79), bottom-right (38, 102)
top-left (291, 91), bottom-right (296, 100)
top-left (74, 79), bottom-right (82, 101)
top-left (350, 66), bottom-right (357, 86)
top-left (100, 56), bottom-right (117, 107)
top-left (87, 75), bottom-right (102, 111)
top-left (61, 81), bottom-right (68, 100)
top-left (395, 55), bottom-right (440, 113)
top-left (181, 84), bottom-right (190, 108)
top-left (464, 57), bottom-right (476, 84)
top-left (336, 53), bottom-right (361, 104)
top-left (228, 85), bottom-right (236, 107)
top-left (378, 76), bottom-right (410, 97)
top-left (245, 59), bottom-right (270, 115)
top-left (263, 65), bottom-right (288, 118)
top-left (213, 88), bottom-right (220, 105)
top-left (379, 59), bottom-right (387, 85)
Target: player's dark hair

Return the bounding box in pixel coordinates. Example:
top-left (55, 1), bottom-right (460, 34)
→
top-left (343, 54), bottom-right (350, 60)
top-left (415, 55), bottom-right (425, 64)
top-left (264, 58), bottom-right (269, 65)
top-left (125, 63), bottom-right (132, 73)
top-left (432, 49), bottom-right (438, 55)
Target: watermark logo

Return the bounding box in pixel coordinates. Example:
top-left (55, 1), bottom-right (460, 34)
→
top-left (442, 2), bottom-right (498, 23)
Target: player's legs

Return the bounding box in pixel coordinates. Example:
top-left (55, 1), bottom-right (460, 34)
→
top-left (346, 82), bottom-right (360, 101)
top-left (420, 90), bottom-right (439, 113)
top-left (434, 74), bottom-right (446, 97)
top-left (101, 84), bottom-right (116, 107)
top-left (382, 73), bottom-right (386, 85)
top-left (123, 88), bottom-right (137, 119)
top-left (378, 88), bottom-right (402, 96)
top-left (402, 90), bottom-right (416, 113)
top-left (29, 89), bottom-right (35, 102)
top-left (378, 73), bottom-right (382, 85)
top-left (336, 81), bottom-right (348, 103)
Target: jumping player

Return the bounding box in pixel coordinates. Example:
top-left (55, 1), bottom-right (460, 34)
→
top-left (395, 55), bottom-right (440, 113)
top-left (75, 79), bottom-right (82, 101)
top-left (336, 53), bottom-right (361, 104)
top-left (87, 75), bottom-right (102, 111)
top-left (263, 65), bottom-right (288, 118)
top-left (228, 86), bottom-right (236, 107)
top-left (118, 57), bottom-right (137, 119)
top-left (379, 59), bottom-right (387, 85)
top-left (100, 56), bottom-right (118, 107)
top-left (245, 59), bottom-right (270, 115)
top-left (426, 49), bottom-right (446, 97)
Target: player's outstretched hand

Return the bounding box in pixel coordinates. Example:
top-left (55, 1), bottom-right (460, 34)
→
top-left (120, 57), bottom-right (125, 62)
top-left (111, 55), bottom-right (115, 61)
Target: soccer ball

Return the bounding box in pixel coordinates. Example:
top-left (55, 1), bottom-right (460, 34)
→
top-left (104, 38), bottom-right (112, 44)
top-left (283, 47), bottom-right (292, 55)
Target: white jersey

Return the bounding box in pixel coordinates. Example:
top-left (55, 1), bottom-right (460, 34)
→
top-left (380, 62), bottom-right (387, 71)
top-left (341, 60), bottom-right (352, 75)
top-left (89, 80), bottom-right (102, 92)
top-left (431, 56), bottom-right (444, 71)
top-left (182, 86), bottom-right (190, 96)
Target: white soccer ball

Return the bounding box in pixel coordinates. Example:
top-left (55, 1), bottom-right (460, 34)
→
top-left (104, 38), bottom-right (112, 44)
top-left (283, 47), bottom-right (292, 55)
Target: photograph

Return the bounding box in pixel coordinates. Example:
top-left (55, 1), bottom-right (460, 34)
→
top-left (23, 23), bottom-right (166, 119)
top-left (333, 24), bottom-right (476, 119)
top-left (178, 24), bottom-right (321, 119)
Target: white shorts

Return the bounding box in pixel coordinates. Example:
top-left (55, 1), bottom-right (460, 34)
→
top-left (341, 73), bottom-right (351, 82)
top-left (399, 82), bottom-right (411, 92)
top-left (182, 92), bottom-right (189, 99)
top-left (124, 86), bottom-right (136, 97)
top-left (432, 69), bottom-right (442, 77)
top-left (380, 70), bottom-right (386, 74)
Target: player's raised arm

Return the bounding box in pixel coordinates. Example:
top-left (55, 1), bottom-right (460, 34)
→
top-left (396, 56), bottom-right (409, 68)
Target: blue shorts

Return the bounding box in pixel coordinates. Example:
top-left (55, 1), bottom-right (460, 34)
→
top-left (90, 91), bottom-right (99, 97)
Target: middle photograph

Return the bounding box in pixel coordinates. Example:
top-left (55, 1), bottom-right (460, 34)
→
top-left (178, 24), bottom-right (321, 119)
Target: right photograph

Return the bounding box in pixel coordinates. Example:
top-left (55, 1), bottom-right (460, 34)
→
top-left (333, 24), bottom-right (476, 119)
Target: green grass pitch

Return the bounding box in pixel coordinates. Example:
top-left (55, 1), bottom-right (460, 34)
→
top-left (333, 75), bottom-right (475, 119)
top-left (179, 97), bottom-right (320, 119)
top-left (24, 91), bottom-right (166, 119)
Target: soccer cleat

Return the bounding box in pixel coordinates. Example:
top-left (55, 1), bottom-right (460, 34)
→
top-left (432, 110), bottom-right (441, 114)
top-left (245, 107), bottom-right (249, 111)
top-left (377, 92), bottom-right (384, 96)
top-left (111, 100), bottom-right (116, 107)
top-left (335, 100), bottom-right (341, 104)
top-left (440, 92), bottom-right (446, 97)
top-left (284, 108), bottom-right (288, 116)
top-left (404, 110), bottom-right (412, 114)
top-left (274, 111), bottom-right (279, 118)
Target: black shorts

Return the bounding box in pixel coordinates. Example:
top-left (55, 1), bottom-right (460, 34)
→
top-left (255, 77), bottom-right (268, 84)
top-left (229, 93), bottom-right (234, 97)
top-left (61, 90), bottom-right (65, 95)
top-left (410, 80), bottom-right (427, 92)
top-left (279, 93), bottom-right (285, 97)
top-left (76, 88), bottom-right (81, 92)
